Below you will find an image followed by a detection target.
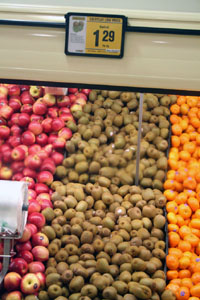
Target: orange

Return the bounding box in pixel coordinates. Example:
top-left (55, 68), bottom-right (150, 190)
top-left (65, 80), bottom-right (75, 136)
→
top-left (196, 134), bottom-right (200, 145)
top-left (184, 189), bottom-right (196, 198)
top-left (172, 135), bottom-right (181, 147)
top-left (168, 212), bottom-right (178, 224)
top-left (177, 96), bottom-right (186, 106)
top-left (168, 224), bottom-right (179, 233)
top-left (188, 297), bottom-right (199, 300)
top-left (166, 254), bottom-right (180, 270)
top-left (164, 179), bottom-right (176, 190)
top-left (194, 209), bottom-right (200, 219)
top-left (176, 286), bottom-right (190, 300)
top-left (195, 173), bottom-right (200, 183)
top-left (170, 114), bottom-right (181, 124)
top-left (186, 96), bottom-right (198, 108)
top-left (191, 229), bottom-right (200, 238)
top-left (184, 142), bottom-right (196, 154)
top-left (166, 283), bottom-right (179, 297)
top-left (168, 159), bottom-right (179, 170)
top-left (183, 177), bottom-right (197, 190)
top-left (184, 234), bottom-right (199, 247)
top-left (190, 284), bottom-right (200, 297)
top-left (178, 204), bottom-right (192, 219)
top-left (180, 151), bottom-right (191, 162)
top-left (171, 278), bottom-right (182, 286)
top-left (179, 256), bottom-right (191, 269)
top-left (172, 124), bottom-right (183, 136)
top-left (169, 151), bottom-right (179, 161)
top-left (191, 118), bottom-right (200, 129)
top-left (187, 197), bottom-right (199, 212)
top-left (192, 273), bottom-right (200, 285)
top-left (166, 201), bottom-right (179, 213)
top-left (179, 226), bottom-right (192, 239)
top-left (167, 270), bottom-right (179, 280)
top-left (180, 133), bottom-right (190, 145)
top-left (169, 248), bottom-right (183, 259)
top-left (180, 119), bottom-right (189, 131)
top-left (193, 262), bottom-right (200, 273)
top-left (179, 270), bottom-right (192, 279)
top-left (191, 219), bottom-right (200, 230)
top-left (167, 170), bottom-right (176, 180)
top-left (171, 103), bottom-right (181, 114)
top-left (178, 240), bottom-right (192, 252)
top-left (181, 103), bottom-right (190, 115)
top-left (177, 215), bottom-right (187, 227)
top-left (169, 232), bottom-right (181, 247)
top-left (176, 192), bottom-right (188, 204)
top-left (164, 189), bottom-right (177, 201)
top-left (189, 131), bottom-right (198, 141)
top-left (181, 278), bottom-right (193, 289)
top-left (175, 181), bottom-right (184, 192)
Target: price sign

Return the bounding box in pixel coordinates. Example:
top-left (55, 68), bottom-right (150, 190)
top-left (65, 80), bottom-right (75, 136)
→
top-left (65, 13), bottom-right (127, 58)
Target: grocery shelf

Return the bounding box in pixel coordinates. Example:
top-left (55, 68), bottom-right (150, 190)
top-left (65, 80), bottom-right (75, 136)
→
top-left (0, 0), bottom-right (200, 92)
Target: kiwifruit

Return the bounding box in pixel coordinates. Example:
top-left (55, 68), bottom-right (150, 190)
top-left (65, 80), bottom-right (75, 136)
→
top-left (124, 294), bottom-right (137, 300)
top-left (96, 258), bottom-right (109, 273)
top-left (161, 290), bottom-right (176, 300)
top-left (137, 228), bottom-right (150, 240)
top-left (151, 228), bottom-right (164, 240)
top-left (152, 270), bottom-right (166, 280)
top-left (54, 297), bottom-right (68, 300)
top-left (119, 271), bottom-right (132, 283)
top-left (150, 257), bottom-right (162, 269)
top-left (102, 286), bottom-right (117, 299)
top-left (48, 284), bottom-right (62, 298)
top-left (69, 276), bottom-right (85, 292)
top-left (151, 292), bottom-right (160, 300)
top-left (132, 258), bottom-right (146, 271)
top-left (112, 281), bottom-right (128, 295)
top-left (92, 276), bottom-right (108, 291)
top-left (42, 226), bottom-right (56, 240)
top-left (128, 282), bottom-right (152, 299)
top-left (153, 215), bottom-right (166, 229)
top-left (154, 278), bottom-right (166, 294)
top-left (154, 241), bottom-right (166, 251)
top-left (24, 296), bottom-right (38, 300)
top-left (56, 262), bottom-right (68, 275)
top-left (139, 248), bottom-right (152, 261)
top-left (55, 249), bottom-right (68, 262)
top-left (46, 273), bottom-right (60, 287)
top-left (48, 243), bottom-right (59, 256)
top-left (38, 291), bottom-right (50, 300)
top-left (69, 293), bottom-right (81, 300)
top-left (139, 278), bottom-right (156, 291)
top-left (145, 262), bottom-right (157, 274)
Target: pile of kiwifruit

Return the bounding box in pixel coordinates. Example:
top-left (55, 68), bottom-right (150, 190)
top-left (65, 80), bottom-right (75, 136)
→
top-left (39, 91), bottom-right (177, 300)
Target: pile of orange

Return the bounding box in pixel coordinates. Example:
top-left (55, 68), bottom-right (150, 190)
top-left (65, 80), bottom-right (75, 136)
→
top-left (166, 96), bottom-right (200, 300)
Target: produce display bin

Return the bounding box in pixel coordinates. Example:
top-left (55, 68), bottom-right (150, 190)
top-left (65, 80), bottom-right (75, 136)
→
top-left (0, 1), bottom-right (200, 299)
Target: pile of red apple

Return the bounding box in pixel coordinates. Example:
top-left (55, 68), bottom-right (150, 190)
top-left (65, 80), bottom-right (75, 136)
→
top-left (0, 84), bottom-right (90, 299)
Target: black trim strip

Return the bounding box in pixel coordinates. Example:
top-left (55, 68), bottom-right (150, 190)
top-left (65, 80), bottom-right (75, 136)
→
top-left (0, 19), bottom-right (200, 36)
top-left (1, 78), bottom-right (200, 96)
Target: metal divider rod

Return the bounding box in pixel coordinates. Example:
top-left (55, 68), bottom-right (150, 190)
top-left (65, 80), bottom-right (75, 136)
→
top-left (135, 93), bottom-right (144, 186)
top-left (0, 239), bottom-right (11, 284)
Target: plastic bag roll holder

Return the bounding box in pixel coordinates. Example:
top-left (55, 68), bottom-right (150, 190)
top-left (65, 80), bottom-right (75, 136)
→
top-left (0, 183), bottom-right (29, 284)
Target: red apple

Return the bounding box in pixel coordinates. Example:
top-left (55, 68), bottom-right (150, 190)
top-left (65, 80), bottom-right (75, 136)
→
top-left (0, 85), bottom-right (8, 96)
top-left (48, 107), bottom-right (58, 118)
top-left (43, 144), bottom-right (53, 155)
top-left (35, 272), bottom-right (45, 288)
top-left (4, 272), bottom-right (22, 292)
top-left (28, 212), bottom-right (46, 228)
top-left (28, 144), bottom-right (41, 155)
top-left (76, 92), bottom-right (87, 100)
top-left (29, 86), bottom-right (43, 98)
top-left (30, 115), bottom-right (43, 123)
top-left (11, 146), bottom-right (25, 161)
top-left (8, 136), bottom-right (21, 148)
top-left (43, 93), bottom-right (56, 107)
top-left (51, 151), bottom-right (64, 165)
top-left (20, 104), bottom-right (33, 114)
top-left (26, 224), bottom-right (38, 236)
top-left (15, 241), bottom-right (32, 252)
top-left (36, 192), bottom-right (51, 202)
top-left (8, 85), bottom-right (20, 96)
top-left (36, 133), bottom-right (48, 146)
top-left (58, 127), bottom-right (72, 140)
top-left (68, 94), bottom-right (77, 103)
top-left (32, 246), bottom-right (49, 262)
top-left (28, 189), bottom-right (37, 200)
top-left (59, 107), bottom-right (71, 114)
top-left (37, 149), bottom-right (48, 161)
top-left (23, 168), bottom-right (37, 179)
top-left (25, 154), bottom-right (41, 170)
top-left (0, 143), bottom-right (11, 152)
top-left (28, 121), bottom-right (43, 135)
top-left (40, 160), bottom-right (56, 174)
top-left (10, 125), bottom-right (21, 136)
top-left (0, 116), bottom-right (6, 125)
top-left (48, 133), bottom-right (57, 144)
top-left (9, 99), bottom-right (21, 112)
top-left (9, 258), bottom-right (28, 276)
top-left (70, 104), bottom-right (82, 113)
top-left (68, 88), bottom-right (78, 94)
top-left (11, 161), bottom-right (24, 173)
top-left (41, 118), bottom-right (52, 133)
top-left (37, 171), bottom-right (53, 185)
top-left (28, 201), bottom-right (41, 214)
top-left (0, 166), bottom-right (13, 179)
top-left (35, 183), bottom-right (49, 194)
top-left (18, 145), bottom-right (28, 156)
top-left (53, 137), bottom-right (65, 149)
top-left (0, 125), bottom-right (10, 139)
top-left (60, 112), bottom-right (74, 122)
top-left (20, 273), bottom-right (40, 294)
top-left (18, 225), bottom-right (32, 243)
top-left (20, 91), bottom-right (34, 105)
top-left (21, 131), bottom-right (35, 146)
top-left (0, 105), bottom-right (13, 119)
top-left (37, 198), bottom-right (53, 210)
top-left (32, 233), bottom-right (49, 247)
top-left (6, 291), bottom-right (22, 300)
top-left (18, 113), bottom-right (30, 127)
top-left (20, 177), bottom-right (35, 189)
top-left (10, 113), bottom-right (20, 125)
top-left (20, 85), bottom-right (29, 91)
top-left (28, 261), bottom-right (45, 273)
top-left (81, 88), bottom-right (91, 96)
top-left (2, 149), bottom-right (12, 164)
top-left (57, 95), bottom-right (71, 107)
top-left (75, 98), bottom-right (86, 106)
top-left (16, 251), bottom-right (34, 264)
top-left (12, 173), bottom-right (23, 181)
top-left (33, 100), bottom-right (47, 115)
